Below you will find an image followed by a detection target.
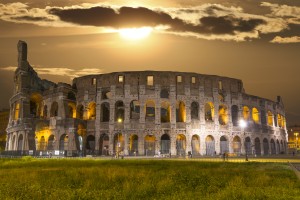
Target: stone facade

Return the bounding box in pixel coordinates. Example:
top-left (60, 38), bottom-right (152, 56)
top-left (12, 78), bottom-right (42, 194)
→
top-left (6, 41), bottom-right (288, 156)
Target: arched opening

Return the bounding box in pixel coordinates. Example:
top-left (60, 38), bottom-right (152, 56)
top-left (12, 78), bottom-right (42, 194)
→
top-left (191, 135), bottom-right (200, 155)
top-left (30, 93), bottom-right (43, 117)
top-left (47, 135), bottom-right (55, 150)
top-left (231, 105), bottom-right (239, 126)
top-left (161, 101), bottom-right (171, 123)
top-left (129, 134), bottom-right (138, 155)
top-left (67, 102), bottom-right (76, 118)
top-left (220, 136), bottom-right (229, 154)
top-left (115, 101), bottom-right (125, 122)
top-left (50, 102), bottom-right (58, 117)
top-left (100, 102), bottom-right (110, 122)
top-left (205, 102), bottom-right (214, 121)
top-left (113, 133), bottom-right (124, 154)
top-left (280, 140), bottom-right (284, 153)
top-left (176, 134), bottom-right (186, 156)
top-left (191, 102), bottom-right (199, 120)
top-left (130, 100), bottom-right (140, 120)
top-left (219, 105), bottom-right (228, 125)
top-left (176, 101), bottom-right (186, 122)
top-left (243, 106), bottom-right (250, 120)
top-left (161, 134), bottom-right (170, 154)
top-left (276, 139), bottom-right (280, 154)
top-left (144, 135), bottom-right (155, 156)
top-left (86, 135), bottom-right (95, 153)
top-left (205, 135), bottom-right (215, 156)
top-left (145, 100), bottom-right (155, 120)
top-left (254, 138), bottom-right (261, 155)
top-left (267, 111), bottom-right (274, 126)
top-left (59, 134), bottom-right (68, 151)
top-left (35, 122), bottom-right (50, 151)
top-left (252, 107), bottom-right (260, 124)
top-left (160, 89), bottom-right (169, 98)
top-left (263, 138), bottom-right (269, 155)
top-left (233, 136), bottom-right (241, 155)
top-left (77, 123), bottom-right (86, 151)
top-left (77, 104), bottom-right (84, 119)
top-left (270, 139), bottom-right (276, 154)
top-left (277, 114), bottom-right (283, 128)
top-left (99, 134), bottom-right (109, 155)
top-left (87, 102), bottom-right (96, 120)
top-left (17, 134), bottom-right (23, 151)
top-left (245, 137), bottom-right (251, 155)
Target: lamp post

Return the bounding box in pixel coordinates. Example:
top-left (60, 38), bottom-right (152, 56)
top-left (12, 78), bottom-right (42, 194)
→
top-left (295, 132), bottom-right (299, 154)
top-left (239, 119), bottom-right (248, 161)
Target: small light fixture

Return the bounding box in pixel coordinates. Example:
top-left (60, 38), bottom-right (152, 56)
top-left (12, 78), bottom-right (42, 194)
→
top-left (239, 119), bottom-right (247, 128)
top-left (118, 118), bottom-right (122, 123)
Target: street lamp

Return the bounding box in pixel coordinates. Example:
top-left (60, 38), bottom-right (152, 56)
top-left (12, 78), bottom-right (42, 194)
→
top-left (295, 132), bottom-right (299, 154)
top-left (239, 119), bottom-right (248, 161)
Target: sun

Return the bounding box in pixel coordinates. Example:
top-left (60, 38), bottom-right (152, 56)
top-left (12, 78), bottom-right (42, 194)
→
top-left (119, 27), bottom-right (153, 40)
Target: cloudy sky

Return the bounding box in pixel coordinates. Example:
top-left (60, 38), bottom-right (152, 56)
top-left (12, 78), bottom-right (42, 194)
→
top-left (0, 0), bottom-right (299, 125)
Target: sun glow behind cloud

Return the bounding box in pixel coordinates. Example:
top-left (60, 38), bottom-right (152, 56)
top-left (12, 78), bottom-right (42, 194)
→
top-left (119, 27), bottom-right (153, 40)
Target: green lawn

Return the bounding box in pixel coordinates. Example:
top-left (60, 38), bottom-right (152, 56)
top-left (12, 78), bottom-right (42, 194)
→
top-left (0, 158), bottom-right (299, 200)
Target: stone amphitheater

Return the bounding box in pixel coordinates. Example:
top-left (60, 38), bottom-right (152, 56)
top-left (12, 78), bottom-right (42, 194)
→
top-left (5, 41), bottom-right (288, 157)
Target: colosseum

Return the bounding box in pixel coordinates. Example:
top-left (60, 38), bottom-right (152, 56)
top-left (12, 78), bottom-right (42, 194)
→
top-left (5, 41), bottom-right (288, 157)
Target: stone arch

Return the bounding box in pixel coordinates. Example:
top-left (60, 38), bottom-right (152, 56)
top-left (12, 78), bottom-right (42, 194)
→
top-left (276, 139), bottom-right (280, 154)
top-left (267, 111), bottom-right (274, 126)
top-left (77, 123), bottom-right (86, 151)
top-left (47, 135), bottom-right (55, 150)
top-left (130, 100), bottom-right (140, 120)
top-left (50, 101), bottom-right (58, 117)
top-left (161, 101), bottom-right (171, 123)
top-left (220, 135), bottom-right (229, 154)
top-left (252, 107), bottom-right (260, 124)
top-left (205, 135), bottom-right (215, 156)
top-left (243, 106), bottom-right (250, 120)
top-left (102, 90), bottom-right (112, 100)
top-left (115, 101), bottom-right (125, 122)
top-left (160, 89), bottom-right (169, 98)
top-left (176, 134), bottom-right (186, 156)
top-left (11, 135), bottom-right (16, 150)
top-left (263, 138), bottom-right (269, 155)
top-left (99, 133), bottom-right (109, 155)
top-left (39, 136), bottom-right (46, 151)
top-left (144, 135), bottom-right (155, 156)
top-left (191, 102), bottom-right (199, 120)
top-left (219, 104), bottom-right (228, 125)
top-left (254, 137), bottom-right (261, 155)
top-left (231, 105), bottom-right (239, 126)
top-left (161, 134), bottom-right (170, 154)
top-left (129, 134), bottom-right (138, 155)
top-left (77, 104), bottom-right (84, 119)
top-left (86, 135), bottom-right (95, 153)
top-left (261, 110), bottom-right (266, 125)
top-left (176, 101), bottom-right (186, 122)
top-left (232, 136), bottom-right (241, 155)
top-left (29, 93), bottom-right (43, 117)
top-left (87, 102), bottom-right (96, 120)
top-left (277, 114), bottom-right (283, 128)
top-left (100, 102), bottom-right (110, 122)
top-left (205, 102), bottom-right (214, 121)
top-left (59, 134), bottom-right (68, 151)
top-left (270, 139), bottom-right (276, 154)
top-left (113, 133), bottom-right (124, 154)
top-left (145, 100), bottom-right (155, 119)
top-left (17, 134), bottom-right (23, 151)
top-left (67, 102), bottom-right (76, 118)
top-left (43, 105), bottom-right (48, 118)
top-left (245, 137), bottom-right (251, 155)
top-left (280, 140), bottom-right (284, 153)
top-left (191, 135), bottom-right (200, 155)
top-left (35, 122), bottom-right (50, 151)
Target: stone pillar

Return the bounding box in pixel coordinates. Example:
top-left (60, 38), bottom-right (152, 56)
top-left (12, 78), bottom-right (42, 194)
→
top-left (124, 132), bottom-right (129, 156)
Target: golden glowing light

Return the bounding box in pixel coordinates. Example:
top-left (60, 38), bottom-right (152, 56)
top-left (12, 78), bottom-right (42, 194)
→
top-left (119, 27), bottom-right (153, 40)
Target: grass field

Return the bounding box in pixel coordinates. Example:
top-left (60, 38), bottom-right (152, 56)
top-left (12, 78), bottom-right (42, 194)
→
top-left (0, 158), bottom-right (299, 200)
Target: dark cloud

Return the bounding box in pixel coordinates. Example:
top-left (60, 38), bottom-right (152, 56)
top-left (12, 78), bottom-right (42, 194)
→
top-left (11, 16), bottom-right (53, 22)
top-left (49, 6), bottom-right (265, 35)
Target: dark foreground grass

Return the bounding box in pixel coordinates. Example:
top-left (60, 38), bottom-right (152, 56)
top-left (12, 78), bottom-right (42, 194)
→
top-left (0, 158), bottom-right (299, 200)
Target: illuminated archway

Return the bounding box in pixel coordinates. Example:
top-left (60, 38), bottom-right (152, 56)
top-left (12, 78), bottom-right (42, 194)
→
top-left (47, 135), bottom-right (55, 150)
top-left (176, 101), bottom-right (186, 122)
top-left (254, 138), bottom-right (261, 155)
top-left (87, 102), bottom-right (96, 120)
top-left (205, 102), bottom-right (214, 121)
top-left (161, 101), bottom-right (171, 123)
top-left (145, 100), bottom-right (155, 119)
top-left (263, 138), bottom-right (269, 155)
top-left (144, 135), bottom-right (155, 156)
top-left (114, 133), bottom-right (124, 154)
top-left (161, 134), bottom-right (170, 154)
top-left (252, 107), bottom-right (260, 124)
top-left (191, 135), bottom-right (200, 155)
top-left (220, 136), bottom-right (229, 154)
top-left (267, 111), bottom-right (274, 126)
top-left (129, 134), bottom-right (138, 155)
top-left (67, 102), bottom-right (76, 118)
top-left (35, 122), bottom-right (50, 151)
top-left (218, 105), bottom-right (228, 125)
top-left (176, 134), bottom-right (186, 156)
top-left (99, 134), bottom-right (109, 155)
top-left (191, 102), bottom-right (199, 120)
top-left (232, 136), bottom-right (241, 154)
top-left (30, 93), bottom-right (43, 117)
top-left (205, 135), bottom-right (215, 156)
top-left (243, 106), bottom-right (250, 120)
